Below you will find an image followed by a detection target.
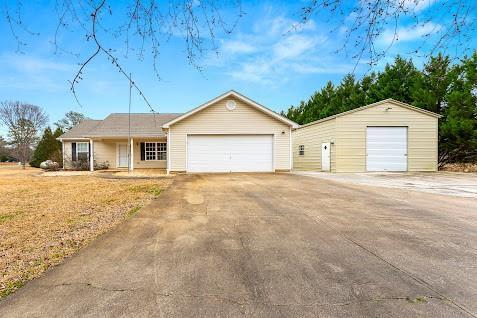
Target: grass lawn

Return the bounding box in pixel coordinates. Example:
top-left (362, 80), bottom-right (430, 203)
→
top-left (0, 167), bottom-right (171, 298)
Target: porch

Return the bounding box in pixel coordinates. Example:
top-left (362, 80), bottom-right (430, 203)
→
top-left (63, 138), bottom-right (167, 172)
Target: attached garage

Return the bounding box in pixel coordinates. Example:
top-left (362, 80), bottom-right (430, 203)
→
top-left (187, 135), bottom-right (273, 172)
top-left (293, 99), bottom-right (441, 173)
top-left (163, 91), bottom-right (298, 173)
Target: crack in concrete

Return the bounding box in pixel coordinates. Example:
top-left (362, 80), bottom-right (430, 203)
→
top-left (305, 214), bottom-right (477, 318)
top-left (245, 175), bottom-right (477, 318)
top-left (42, 282), bottom-right (448, 309)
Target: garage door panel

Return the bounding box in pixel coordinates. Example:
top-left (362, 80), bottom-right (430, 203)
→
top-left (187, 135), bottom-right (273, 172)
top-left (368, 148), bottom-right (406, 158)
top-left (367, 127), bottom-right (407, 172)
top-left (367, 134), bottom-right (407, 142)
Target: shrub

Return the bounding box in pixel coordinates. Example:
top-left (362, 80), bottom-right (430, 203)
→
top-left (64, 156), bottom-right (109, 171)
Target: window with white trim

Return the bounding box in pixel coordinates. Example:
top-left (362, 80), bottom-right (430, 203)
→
top-left (299, 145), bottom-right (305, 156)
top-left (145, 142), bottom-right (167, 160)
top-left (77, 142), bottom-right (89, 160)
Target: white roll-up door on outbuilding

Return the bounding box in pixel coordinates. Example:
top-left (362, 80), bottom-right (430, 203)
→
top-left (366, 127), bottom-right (407, 171)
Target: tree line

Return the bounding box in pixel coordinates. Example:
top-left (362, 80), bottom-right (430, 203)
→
top-left (282, 52), bottom-right (477, 165)
top-left (0, 106), bottom-right (87, 168)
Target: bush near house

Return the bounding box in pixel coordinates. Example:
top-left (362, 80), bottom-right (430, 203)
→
top-left (64, 156), bottom-right (109, 171)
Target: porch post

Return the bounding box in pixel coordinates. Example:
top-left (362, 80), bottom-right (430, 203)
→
top-left (166, 130), bottom-right (170, 175)
top-left (61, 140), bottom-right (65, 169)
top-left (89, 139), bottom-right (94, 172)
top-left (130, 138), bottom-right (134, 171)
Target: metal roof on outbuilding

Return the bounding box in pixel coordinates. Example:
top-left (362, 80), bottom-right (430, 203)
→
top-left (294, 99), bottom-right (442, 130)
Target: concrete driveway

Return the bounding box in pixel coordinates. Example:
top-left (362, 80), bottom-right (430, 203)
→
top-left (1, 173), bottom-right (476, 317)
top-left (294, 171), bottom-right (477, 198)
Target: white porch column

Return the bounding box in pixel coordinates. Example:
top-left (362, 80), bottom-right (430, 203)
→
top-left (61, 140), bottom-right (65, 169)
top-left (89, 139), bottom-right (94, 172)
top-left (166, 130), bottom-right (171, 175)
top-left (130, 138), bottom-right (134, 171)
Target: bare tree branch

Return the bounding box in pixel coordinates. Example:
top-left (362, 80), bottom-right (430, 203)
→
top-left (300, 0), bottom-right (477, 68)
top-left (3, 0), bottom-right (244, 110)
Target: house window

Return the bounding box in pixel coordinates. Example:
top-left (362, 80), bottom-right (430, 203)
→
top-left (77, 142), bottom-right (89, 160)
top-left (145, 142), bottom-right (167, 160)
top-left (299, 145), bottom-right (305, 156)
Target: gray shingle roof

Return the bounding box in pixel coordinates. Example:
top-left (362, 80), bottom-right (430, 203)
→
top-left (58, 120), bottom-right (101, 139)
top-left (58, 113), bottom-right (182, 139)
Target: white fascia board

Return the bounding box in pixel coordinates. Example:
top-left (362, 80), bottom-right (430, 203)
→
top-left (162, 90), bottom-right (299, 128)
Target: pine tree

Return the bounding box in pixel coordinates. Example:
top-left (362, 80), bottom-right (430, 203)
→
top-left (373, 56), bottom-right (419, 103)
top-left (412, 53), bottom-right (453, 114)
top-left (439, 53), bottom-right (477, 164)
top-left (30, 127), bottom-right (62, 168)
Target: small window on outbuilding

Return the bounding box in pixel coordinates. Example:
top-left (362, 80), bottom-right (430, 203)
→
top-left (299, 145), bottom-right (305, 156)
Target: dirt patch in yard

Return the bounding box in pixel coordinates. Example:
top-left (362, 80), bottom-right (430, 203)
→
top-left (0, 167), bottom-right (171, 298)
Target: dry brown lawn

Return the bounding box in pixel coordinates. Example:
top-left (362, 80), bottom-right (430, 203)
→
top-left (0, 167), bottom-right (171, 298)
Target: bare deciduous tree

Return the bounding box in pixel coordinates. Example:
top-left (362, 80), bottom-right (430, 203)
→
top-left (55, 111), bottom-right (88, 131)
top-left (0, 101), bottom-right (48, 168)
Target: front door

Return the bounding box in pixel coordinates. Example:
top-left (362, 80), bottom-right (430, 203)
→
top-left (321, 142), bottom-right (330, 171)
top-left (118, 143), bottom-right (128, 168)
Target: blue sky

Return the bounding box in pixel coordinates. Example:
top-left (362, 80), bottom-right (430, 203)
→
top-left (0, 0), bottom-right (475, 134)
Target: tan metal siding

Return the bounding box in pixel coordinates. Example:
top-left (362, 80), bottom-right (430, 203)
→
top-left (292, 119), bottom-right (336, 172)
top-left (169, 97), bottom-right (291, 171)
top-left (335, 102), bottom-right (438, 172)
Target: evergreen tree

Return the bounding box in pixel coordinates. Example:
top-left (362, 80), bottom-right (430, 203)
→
top-left (30, 127), bottom-right (63, 168)
top-left (373, 56), bottom-right (419, 103)
top-left (52, 127), bottom-right (64, 165)
top-left (439, 53), bottom-right (477, 164)
top-left (412, 53), bottom-right (453, 114)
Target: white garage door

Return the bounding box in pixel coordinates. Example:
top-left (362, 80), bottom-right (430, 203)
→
top-left (187, 135), bottom-right (273, 172)
top-left (366, 127), bottom-right (407, 172)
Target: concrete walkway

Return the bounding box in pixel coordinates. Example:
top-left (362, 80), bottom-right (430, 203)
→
top-left (1, 173), bottom-right (476, 317)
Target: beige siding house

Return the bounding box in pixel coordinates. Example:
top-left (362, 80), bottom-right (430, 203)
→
top-left (293, 99), bottom-right (441, 173)
top-left (58, 91), bottom-right (298, 173)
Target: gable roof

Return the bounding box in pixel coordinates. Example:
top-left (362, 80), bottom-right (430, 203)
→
top-left (162, 90), bottom-right (299, 128)
top-left (295, 98), bottom-right (442, 130)
top-left (58, 113), bottom-right (182, 139)
top-left (85, 113), bottom-right (182, 138)
top-left (58, 120), bottom-right (101, 139)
